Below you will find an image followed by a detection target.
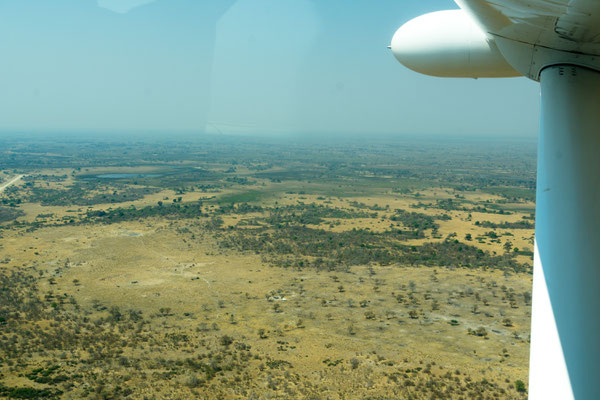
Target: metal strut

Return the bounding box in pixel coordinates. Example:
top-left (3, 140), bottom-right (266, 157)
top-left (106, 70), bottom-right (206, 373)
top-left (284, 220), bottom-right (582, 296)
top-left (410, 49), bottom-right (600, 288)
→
top-left (529, 65), bottom-right (600, 400)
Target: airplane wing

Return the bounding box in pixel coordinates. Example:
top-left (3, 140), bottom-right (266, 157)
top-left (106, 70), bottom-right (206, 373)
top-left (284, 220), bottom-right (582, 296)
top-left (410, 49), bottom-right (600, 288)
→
top-left (391, 0), bottom-right (600, 80)
top-left (456, 0), bottom-right (600, 79)
top-left (455, 0), bottom-right (600, 55)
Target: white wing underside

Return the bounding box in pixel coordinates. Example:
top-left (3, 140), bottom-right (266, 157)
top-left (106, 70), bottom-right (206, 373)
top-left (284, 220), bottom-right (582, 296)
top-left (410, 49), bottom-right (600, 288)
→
top-left (455, 0), bottom-right (600, 55)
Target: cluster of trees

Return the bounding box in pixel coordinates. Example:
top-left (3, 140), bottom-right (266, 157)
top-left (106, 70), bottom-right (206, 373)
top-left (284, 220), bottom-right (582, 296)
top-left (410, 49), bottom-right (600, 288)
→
top-left (390, 209), bottom-right (450, 233)
top-left (475, 220), bottom-right (534, 229)
top-left (0, 384), bottom-right (62, 399)
top-left (261, 204), bottom-right (375, 226)
top-left (0, 207), bottom-right (24, 223)
top-left (398, 240), bottom-right (530, 272)
top-left (218, 208), bottom-right (530, 273)
top-left (87, 201), bottom-right (209, 223)
top-left (25, 182), bottom-right (158, 206)
top-left (415, 198), bottom-right (513, 215)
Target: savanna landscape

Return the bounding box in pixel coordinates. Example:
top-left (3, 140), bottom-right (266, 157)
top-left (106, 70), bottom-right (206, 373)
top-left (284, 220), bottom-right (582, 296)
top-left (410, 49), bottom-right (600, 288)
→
top-left (0, 134), bottom-right (536, 399)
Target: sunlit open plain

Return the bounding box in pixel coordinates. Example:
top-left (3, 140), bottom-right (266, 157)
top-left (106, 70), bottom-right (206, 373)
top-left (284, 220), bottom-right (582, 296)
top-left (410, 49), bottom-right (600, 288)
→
top-left (0, 136), bottom-right (536, 399)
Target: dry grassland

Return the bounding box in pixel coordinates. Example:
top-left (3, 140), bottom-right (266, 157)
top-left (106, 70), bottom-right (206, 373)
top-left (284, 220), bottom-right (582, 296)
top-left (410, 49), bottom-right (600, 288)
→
top-left (1, 175), bottom-right (533, 399)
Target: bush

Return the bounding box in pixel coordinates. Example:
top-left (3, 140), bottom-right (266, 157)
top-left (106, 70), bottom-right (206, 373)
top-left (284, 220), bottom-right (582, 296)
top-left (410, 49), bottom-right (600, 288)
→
top-left (515, 380), bottom-right (527, 393)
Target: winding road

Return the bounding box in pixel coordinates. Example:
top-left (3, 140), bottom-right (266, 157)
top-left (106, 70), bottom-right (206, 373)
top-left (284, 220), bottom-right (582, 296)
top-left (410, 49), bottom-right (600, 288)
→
top-left (0, 175), bottom-right (24, 193)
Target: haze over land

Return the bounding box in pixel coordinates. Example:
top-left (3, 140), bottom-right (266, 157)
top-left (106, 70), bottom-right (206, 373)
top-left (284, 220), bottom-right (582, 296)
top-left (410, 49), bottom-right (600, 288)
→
top-left (0, 134), bottom-right (534, 399)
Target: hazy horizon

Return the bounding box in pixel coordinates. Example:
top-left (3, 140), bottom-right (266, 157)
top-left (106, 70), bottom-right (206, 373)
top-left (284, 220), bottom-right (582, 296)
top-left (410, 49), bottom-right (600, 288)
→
top-left (0, 129), bottom-right (540, 149)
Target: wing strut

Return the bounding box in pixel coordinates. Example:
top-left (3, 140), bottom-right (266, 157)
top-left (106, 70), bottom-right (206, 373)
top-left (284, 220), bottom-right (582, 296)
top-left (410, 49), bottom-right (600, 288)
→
top-left (530, 64), bottom-right (600, 400)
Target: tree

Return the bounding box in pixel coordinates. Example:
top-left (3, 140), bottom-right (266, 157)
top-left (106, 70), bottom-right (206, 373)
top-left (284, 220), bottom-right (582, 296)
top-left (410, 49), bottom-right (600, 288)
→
top-left (515, 380), bottom-right (527, 393)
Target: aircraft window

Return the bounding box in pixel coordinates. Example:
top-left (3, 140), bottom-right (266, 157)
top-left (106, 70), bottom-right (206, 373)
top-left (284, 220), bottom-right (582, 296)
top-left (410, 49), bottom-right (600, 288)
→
top-left (0, 1), bottom-right (537, 398)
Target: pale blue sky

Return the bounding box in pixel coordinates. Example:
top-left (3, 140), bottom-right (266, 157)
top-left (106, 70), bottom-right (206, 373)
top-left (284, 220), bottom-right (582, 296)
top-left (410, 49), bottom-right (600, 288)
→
top-left (0, 0), bottom-right (540, 137)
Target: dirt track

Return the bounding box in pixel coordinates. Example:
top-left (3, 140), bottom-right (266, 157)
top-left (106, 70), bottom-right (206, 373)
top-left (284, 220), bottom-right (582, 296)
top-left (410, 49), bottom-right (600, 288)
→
top-left (0, 175), bottom-right (24, 193)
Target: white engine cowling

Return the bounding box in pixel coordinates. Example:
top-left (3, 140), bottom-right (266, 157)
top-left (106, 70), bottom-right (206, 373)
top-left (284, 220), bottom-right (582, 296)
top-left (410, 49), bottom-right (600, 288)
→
top-left (391, 10), bottom-right (520, 78)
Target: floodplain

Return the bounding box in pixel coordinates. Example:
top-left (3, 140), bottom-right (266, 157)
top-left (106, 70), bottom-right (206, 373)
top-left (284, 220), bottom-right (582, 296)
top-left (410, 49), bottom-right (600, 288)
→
top-left (0, 134), bottom-right (536, 399)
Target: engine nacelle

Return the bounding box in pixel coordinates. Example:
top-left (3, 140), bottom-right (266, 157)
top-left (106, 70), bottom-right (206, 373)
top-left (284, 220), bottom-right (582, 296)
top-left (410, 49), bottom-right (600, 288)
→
top-left (390, 10), bottom-right (520, 78)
